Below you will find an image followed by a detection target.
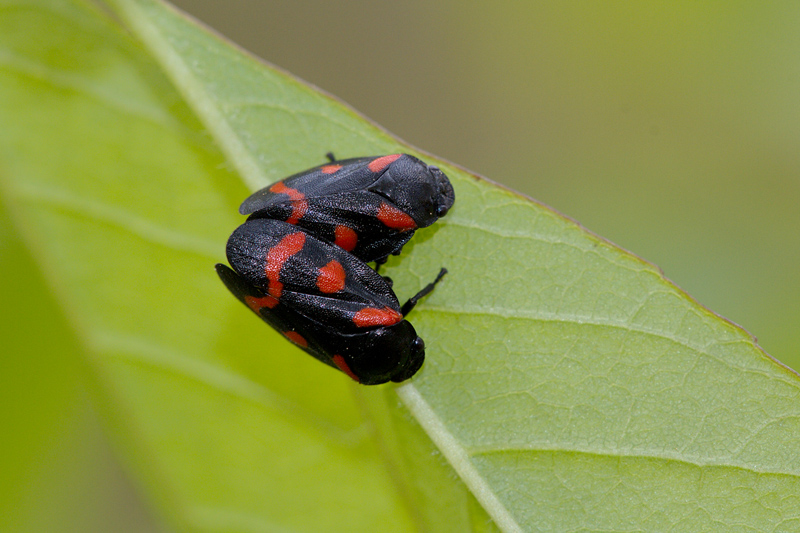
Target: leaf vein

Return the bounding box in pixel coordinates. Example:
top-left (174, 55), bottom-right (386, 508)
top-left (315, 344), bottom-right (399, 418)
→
top-left (0, 47), bottom-right (203, 141)
top-left (13, 183), bottom-right (221, 258)
top-left (466, 445), bottom-right (800, 478)
top-left (421, 305), bottom-right (793, 386)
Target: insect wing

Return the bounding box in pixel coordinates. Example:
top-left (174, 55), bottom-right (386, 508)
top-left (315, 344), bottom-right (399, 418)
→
top-left (238, 157), bottom-right (378, 215)
top-left (215, 263), bottom-right (333, 362)
top-left (238, 154), bottom-right (453, 263)
top-left (258, 190), bottom-right (417, 263)
top-left (225, 219), bottom-right (402, 333)
top-left (216, 263), bottom-right (427, 385)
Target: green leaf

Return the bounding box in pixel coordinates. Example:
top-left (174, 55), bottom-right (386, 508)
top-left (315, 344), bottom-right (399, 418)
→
top-left (2, 1), bottom-right (800, 532)
top-left (0, 1), bottom-right (417, 531)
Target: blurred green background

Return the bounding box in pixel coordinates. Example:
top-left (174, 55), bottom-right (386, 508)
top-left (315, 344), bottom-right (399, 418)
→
top-left (3, 1), bottom-right (799, 530)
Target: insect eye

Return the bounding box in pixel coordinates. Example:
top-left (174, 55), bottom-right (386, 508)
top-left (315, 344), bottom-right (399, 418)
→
top-left (412, 337), bottom-right (425, 352)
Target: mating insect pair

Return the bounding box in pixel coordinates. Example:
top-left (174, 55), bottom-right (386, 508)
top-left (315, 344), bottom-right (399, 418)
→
top-left (216, 154), bottom-right (455, 385)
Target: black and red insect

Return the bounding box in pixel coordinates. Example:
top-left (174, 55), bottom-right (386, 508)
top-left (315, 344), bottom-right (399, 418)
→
top-left (216, 218), bottom-right (446, 385)
top-left (239, 153), bottom-right (455, 265)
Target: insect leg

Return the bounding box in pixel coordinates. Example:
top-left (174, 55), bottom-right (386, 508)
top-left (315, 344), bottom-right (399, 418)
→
top-left (401, 268), bottom-right (447, 316)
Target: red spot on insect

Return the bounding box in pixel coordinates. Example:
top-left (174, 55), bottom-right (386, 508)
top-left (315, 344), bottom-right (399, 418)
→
top-left (283, 331), bottom-right (308, 347)
top-left (332, 354), bottom-right (360, 382)
top-left (368, 154), bottom-right (401, 173)
top-left (321, 164), bottom-right (342, 174)
top-left (270, 183), bottom-right (307, 223)
top-left (376, 203), bottom-right (417, 231)
top-left (334, 225), bottom-right (358, 251)
top-left (286, 200), bottom-right (308, 224)
top-left (265, 232), bottom-right (306, 298)
top-left (245, 294), bottom-right (278, 311)
top-left (353, 306), bottom-right (403, 328)
top-left (317, 260), bottom-right (346, 294)
top-left (269, 181), bottom-right (305, 201)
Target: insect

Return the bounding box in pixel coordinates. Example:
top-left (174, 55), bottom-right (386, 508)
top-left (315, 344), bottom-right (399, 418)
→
top-left (239, 153), bottom-right (455, 265)
top-left (216, 218), bottom-right (447, 385)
